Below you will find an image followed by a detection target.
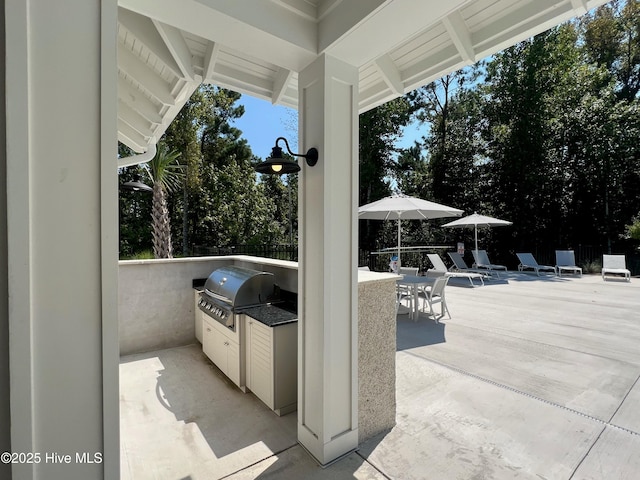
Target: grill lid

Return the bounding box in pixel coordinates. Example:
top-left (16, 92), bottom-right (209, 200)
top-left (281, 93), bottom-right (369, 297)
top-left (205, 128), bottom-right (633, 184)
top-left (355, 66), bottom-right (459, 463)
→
top-left (203, 266), bottom-right (275, 308)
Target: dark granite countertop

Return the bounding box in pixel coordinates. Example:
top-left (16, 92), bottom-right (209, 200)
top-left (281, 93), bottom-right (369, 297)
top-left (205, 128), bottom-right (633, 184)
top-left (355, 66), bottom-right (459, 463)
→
top-left (241, 304), bottom-right (298, 327)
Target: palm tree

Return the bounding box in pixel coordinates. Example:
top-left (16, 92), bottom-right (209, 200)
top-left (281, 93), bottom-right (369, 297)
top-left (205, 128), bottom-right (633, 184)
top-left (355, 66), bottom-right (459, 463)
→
top-left (143, 143), bottom-right (183, 258)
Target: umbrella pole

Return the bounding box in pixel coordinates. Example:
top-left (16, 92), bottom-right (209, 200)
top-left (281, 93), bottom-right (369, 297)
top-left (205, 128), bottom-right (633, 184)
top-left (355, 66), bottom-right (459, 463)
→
top-left (397, 219), bottom-right (401, 270)
top-left (474, 225), bottom-right (478, 257)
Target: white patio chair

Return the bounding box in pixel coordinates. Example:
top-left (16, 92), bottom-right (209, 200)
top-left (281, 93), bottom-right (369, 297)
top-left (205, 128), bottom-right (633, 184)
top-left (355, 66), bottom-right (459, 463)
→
top-left (472, 250), bottom-right (507, 278)
top-left (602, 254), bottom-right (631, 282)
top-left (516, 253), bottom-right (555, 276)
top-left (419, 275), bottom-right (451, 321)
top-left (429, 253), bottom-right (484, 286)
top-left (555, 250), bottom-right (582, 277)
top-left (396, 266), bottom-right (419, 314)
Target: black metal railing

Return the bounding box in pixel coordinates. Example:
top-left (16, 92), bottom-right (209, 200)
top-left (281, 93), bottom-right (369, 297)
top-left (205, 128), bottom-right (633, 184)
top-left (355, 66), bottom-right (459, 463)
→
top-left (191, 244), bottom-right (297, 262)
top-left (189, 243), bottom-right (639, 275)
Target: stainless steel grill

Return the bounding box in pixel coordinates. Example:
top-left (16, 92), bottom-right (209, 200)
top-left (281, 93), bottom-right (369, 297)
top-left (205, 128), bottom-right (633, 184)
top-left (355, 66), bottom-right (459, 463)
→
top-left (197, 266), bottom-right (276, 331)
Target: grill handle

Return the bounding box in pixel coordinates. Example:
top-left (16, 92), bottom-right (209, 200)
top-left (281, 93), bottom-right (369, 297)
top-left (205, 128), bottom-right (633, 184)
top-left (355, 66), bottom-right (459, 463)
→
top-left (204, 289), bottom-right (232, 305)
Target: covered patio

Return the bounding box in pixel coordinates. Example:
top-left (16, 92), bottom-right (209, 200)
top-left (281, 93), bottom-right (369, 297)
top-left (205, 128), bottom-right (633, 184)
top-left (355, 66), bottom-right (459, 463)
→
top-left (1, 1), bottom-right (616, 479)
top-left (120, 273), bottom-right (640, 479)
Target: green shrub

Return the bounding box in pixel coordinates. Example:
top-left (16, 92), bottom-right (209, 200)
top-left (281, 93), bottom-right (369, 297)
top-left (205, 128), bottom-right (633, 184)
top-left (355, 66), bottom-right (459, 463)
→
top-left (121, 250), bottom-right (154, 260)
top-left (627, 219), bottom-right (640, 241)
top-left (581, 259), bottom-right (602, 274)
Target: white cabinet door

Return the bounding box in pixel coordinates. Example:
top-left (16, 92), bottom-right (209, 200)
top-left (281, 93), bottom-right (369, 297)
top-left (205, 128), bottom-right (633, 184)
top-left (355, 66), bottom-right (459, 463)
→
top-left (202, 320), bottom-right (220, 366)
top-left (203, 317), bottom-right (243, 388)
top-left (246, 318), bottom-right (274, 408)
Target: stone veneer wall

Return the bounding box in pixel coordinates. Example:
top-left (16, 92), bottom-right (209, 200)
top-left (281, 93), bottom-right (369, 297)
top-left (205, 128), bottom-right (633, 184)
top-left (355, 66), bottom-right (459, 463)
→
top-left (118, 255), bottom-right (297, 355)
top-left (357, 271), bottom-right (398, 442)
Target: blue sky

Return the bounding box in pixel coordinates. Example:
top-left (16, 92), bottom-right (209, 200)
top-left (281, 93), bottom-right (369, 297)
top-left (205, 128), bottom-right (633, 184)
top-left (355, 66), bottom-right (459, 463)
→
top-left (233, 95), bottom-right (426, 160)
top-left (232, 96), bottom-right (299, 159)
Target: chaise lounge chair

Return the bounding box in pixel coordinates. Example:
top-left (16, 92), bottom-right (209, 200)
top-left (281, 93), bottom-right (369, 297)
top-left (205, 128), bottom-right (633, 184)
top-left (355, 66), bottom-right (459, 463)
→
top-left (448, 252), bottom-right (493, 278)
top-left (427, 253), bottom-right (485, 287)
top-left (555, 250), bottom-right (582, 277)
top-left (516, 253), bottom-right (555, 276)
top-left (472, 250), bottom-right (508, 278)
top-left (602, 254), bottom-right (631, 282)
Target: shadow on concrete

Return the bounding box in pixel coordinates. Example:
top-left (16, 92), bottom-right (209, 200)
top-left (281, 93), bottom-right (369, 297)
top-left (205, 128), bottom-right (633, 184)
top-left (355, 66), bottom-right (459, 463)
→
top-left (446, 276), bottom-right (510, 287)
top-left (507, 272), bottom-right (575, 283)
top-left (396, 315), bottom-right (446, 350)
top-left (246, 443), bottom-right (388, 479)
top-left (123, 345), bottom-right (297, 467)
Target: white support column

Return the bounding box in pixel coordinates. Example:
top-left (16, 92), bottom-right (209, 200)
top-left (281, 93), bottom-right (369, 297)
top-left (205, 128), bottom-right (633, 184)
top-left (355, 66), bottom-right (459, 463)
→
top-left (297, 54), bottom-right (359, 465)
top-left (5, 1), bottom-right (119, 479)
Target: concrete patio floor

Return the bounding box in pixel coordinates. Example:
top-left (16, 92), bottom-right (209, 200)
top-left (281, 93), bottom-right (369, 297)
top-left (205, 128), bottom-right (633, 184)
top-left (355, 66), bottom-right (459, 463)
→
top-left (120, 272), bottom-right (640, 479)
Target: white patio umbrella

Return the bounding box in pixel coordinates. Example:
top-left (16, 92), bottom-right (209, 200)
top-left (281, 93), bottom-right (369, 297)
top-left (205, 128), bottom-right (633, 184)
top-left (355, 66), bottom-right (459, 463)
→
top-left (358, 194), bottom-right (463, 270)
top-left (442, 212), bottom-right (512, 255)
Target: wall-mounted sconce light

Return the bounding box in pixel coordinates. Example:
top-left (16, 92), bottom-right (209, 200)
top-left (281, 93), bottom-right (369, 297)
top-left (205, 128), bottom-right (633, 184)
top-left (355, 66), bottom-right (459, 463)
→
top-left (120, 174), bottom-right (153, 193)
top-left (254, 136), bottom-right (318, 175)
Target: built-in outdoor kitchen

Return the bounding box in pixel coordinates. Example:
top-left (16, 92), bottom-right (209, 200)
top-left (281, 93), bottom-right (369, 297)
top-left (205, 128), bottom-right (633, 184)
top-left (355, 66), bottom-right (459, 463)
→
top-left (193, 265), bottom-right (298, 415)
top-left (118, 255), bottom-right (397, 444)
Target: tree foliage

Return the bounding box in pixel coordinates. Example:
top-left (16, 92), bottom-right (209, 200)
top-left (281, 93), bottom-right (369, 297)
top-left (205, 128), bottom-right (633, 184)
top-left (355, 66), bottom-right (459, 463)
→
top-left (119, 1), bottom-right (640, 265)
top-left (146, 143), bottom-right (183, 258)
top-left (362, 1), bottom-right (640, 265)
top-left (118, 86), bottom-right (296, 258)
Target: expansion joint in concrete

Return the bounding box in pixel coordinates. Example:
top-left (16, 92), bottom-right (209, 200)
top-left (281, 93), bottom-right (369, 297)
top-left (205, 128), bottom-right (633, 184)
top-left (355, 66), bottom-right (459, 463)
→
top-left (411, 352), bottom-right (640, 438)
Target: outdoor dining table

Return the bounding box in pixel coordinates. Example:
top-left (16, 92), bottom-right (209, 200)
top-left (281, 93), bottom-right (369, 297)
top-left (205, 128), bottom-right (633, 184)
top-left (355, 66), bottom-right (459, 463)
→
top-left (396, 274), bottom-right (436, 320)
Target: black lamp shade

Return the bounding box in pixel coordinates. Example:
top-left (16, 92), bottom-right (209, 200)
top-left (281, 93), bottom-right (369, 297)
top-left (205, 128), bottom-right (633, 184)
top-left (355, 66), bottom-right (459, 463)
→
top-left (255, 145), bottom-right (300, 175)
top-left (121, 175), bottom-right (153, 193)
top-left (254, 137), bottom-right (318, 175)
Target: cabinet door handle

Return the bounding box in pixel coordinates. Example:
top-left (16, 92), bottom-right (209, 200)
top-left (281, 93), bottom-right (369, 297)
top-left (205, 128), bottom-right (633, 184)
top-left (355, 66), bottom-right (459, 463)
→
top-left (206, 328), bottom-right (211, 332)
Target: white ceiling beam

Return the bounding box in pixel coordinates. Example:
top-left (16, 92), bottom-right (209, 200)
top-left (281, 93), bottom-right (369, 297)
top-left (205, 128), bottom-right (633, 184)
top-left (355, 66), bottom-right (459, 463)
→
top-left (359, 91), bottom-right (401, 114)
top-left (119, 108), bottom-right (153, 137)
top-left (118, 7), bottom-right (184, 78)
top-left (118, 45), bottom-right (175, 105)
top-left (117, 77), bottom-right (164, 124)
top-left (203, 41), bottom-right (220, 82)
top-left (472, 0), bottom-right (608, 61)
top-left (442, 10), bottom-right (475, 63)
top-left (320, 0), bottom-right (469, 66)
top-left (272, 67), bottom-right (294, 105)
top-left (172, 80), bottom-right (195, 104)
top-left (118, 100), bottom-right (157, 132)
top-left (358, 80), bottom-right (393, 106)
top-left (152, 20), bottom-right (195, 81)
top-left (120, 0), bottom-right (317, 71)
top-left (118, 120), bottom-right (149, 152)
top-left (271, 0), bottom-right (317, 21)
top-left (147, 81), bottom-right (199, 144)
top-left (118, 132), bottom-right (146, 154)
top-left (374, 54), bottom-right (403, 95)
top-left (401, 44), bottom-right (465, 88)
top-left (215, 64), bottom-right (273, 93)
top-left (318, 0), bottom-right (387, 57)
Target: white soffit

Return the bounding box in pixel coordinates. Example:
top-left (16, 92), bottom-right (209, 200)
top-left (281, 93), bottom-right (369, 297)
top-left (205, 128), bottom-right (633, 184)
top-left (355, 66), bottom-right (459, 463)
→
top-left (116, 0), bottom-right (612, 153)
